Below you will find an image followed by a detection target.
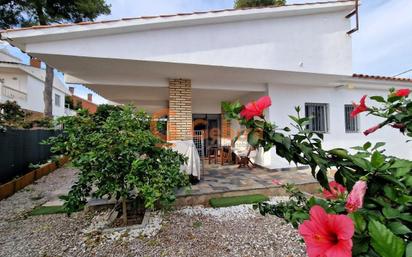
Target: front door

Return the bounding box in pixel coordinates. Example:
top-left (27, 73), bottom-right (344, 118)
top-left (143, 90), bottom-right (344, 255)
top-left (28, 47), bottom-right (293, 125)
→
top-left (193, 114), bottom-right (221, 156)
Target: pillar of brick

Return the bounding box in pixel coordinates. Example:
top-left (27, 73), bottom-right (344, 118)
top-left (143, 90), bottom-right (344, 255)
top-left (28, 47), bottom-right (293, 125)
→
top-left (221, 105), bottom-right (232, 146)
top-left (168, 79), bottom-right (193, 141)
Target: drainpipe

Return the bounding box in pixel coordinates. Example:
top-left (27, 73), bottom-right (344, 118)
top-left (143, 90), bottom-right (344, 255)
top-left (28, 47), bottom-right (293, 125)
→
top-left (346, 0), bottom-right (359, 35)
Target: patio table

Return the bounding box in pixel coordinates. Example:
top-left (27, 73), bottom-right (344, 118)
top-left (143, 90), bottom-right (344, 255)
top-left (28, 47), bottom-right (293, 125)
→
top-left (168, 140), bottom-right (201, 180)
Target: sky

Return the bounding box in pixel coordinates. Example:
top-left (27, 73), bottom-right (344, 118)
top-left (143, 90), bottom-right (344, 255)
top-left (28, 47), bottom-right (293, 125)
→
top-left (5, 0), bottom-right (412, 104)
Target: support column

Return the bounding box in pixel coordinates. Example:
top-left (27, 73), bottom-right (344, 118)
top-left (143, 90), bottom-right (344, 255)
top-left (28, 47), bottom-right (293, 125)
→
top-left (221, 104), bottom-right (232, 146)
top-left (168, 79), bottom-right (193, 141)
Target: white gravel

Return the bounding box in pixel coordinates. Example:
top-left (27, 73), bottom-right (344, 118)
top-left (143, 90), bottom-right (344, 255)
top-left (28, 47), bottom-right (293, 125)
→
top-left (0, 166), bottom-right (306, 257)
top-left (178, 196), bottom-right (290, 221)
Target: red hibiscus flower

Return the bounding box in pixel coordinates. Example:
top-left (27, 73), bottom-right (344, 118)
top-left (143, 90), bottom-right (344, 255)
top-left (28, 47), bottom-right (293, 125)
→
top-left (395, 88), bottom-right (411, 97)
top-left (351, 95), bottom-right (368, 117)
top-left (240, 96), bottom-right (272, 121)
top-left (323, 181), bottom-right (346, 200)
top-left (299, 205), bottom-right (354, 257)
top-left (345, 181), bottom-right (367, 213)
top-left (363, 124), bottom-right (381, 136)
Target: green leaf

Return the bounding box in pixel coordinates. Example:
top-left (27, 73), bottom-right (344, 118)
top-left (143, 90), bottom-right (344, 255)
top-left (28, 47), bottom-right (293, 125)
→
top-left (371, 151), bottom-right (385, 168)
top-left (328, 148), bottom-right (349, 159)
top-left (316, 169), bottom-right (329, 189)
top-left (370, 96), bottom-right (386, 103)
top-left (247, 130), bottom-right (260, 147)
top-left (349, 212), bottom-right (366, 232)
top-left (371, 142), bottom-right (386, 151)
top-left (351, 156), bottom-right (372, 171)
top-left (368, 220), bottom-right (406, 257)
top-left (390, 159), bottom-right (412, 169)
top-left (382, 207), bottom-right (401, 219)
top-left (383, 186), bottom-right (397, 201)
top-left (395, 167), bottom-right (410, 177)
top-left (399, 214), bottom-right (412, 222)
top-left (379, 174), bottom-right (407, 189)
top-left (351, 146), bottom-right (365, 151)
top-left (388, 222), bottom-right (412, 235)
top-left (288, 115), bottom-right (300, 124)
top-left (363, 142), bottom-right (372, 150)
top-left (406, 242), bottom-right (412, 257)
top-left (352, 237), bottom-right (369, 255)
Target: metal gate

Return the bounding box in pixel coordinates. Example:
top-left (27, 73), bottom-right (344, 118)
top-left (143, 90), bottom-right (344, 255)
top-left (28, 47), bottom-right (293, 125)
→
top-left (193, 130), bottom-right (205, 179)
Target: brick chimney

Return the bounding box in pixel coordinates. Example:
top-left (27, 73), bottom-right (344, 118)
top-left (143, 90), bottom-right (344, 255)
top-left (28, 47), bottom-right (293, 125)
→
top-left (69, 87), bottom-right (75, 95)
top-left (30, 57), bottom-right (41, 68)
top-left (87, 93), bottom-right (93, 102)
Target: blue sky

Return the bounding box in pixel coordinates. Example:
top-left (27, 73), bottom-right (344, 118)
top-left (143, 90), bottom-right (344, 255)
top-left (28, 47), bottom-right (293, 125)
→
top-left (6, 0), bottom-right (412, 104)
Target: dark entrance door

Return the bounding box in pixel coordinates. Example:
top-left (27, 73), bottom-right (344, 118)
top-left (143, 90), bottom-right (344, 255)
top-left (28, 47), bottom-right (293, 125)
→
top-left (192, 114), bottom-right (221, 156)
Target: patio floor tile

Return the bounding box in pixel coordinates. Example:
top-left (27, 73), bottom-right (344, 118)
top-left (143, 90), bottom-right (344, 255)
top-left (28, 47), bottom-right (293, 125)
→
top-left (177, 164), bottom-right (319, 196)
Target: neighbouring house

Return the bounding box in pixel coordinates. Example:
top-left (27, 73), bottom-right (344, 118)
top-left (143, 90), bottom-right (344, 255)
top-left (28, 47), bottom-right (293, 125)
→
top-left (2, 0), bottom-right (411, 169)
top-left (0, 45), bottom-right (71, 117)
top-left (67, 86), bottom-right (98, 114)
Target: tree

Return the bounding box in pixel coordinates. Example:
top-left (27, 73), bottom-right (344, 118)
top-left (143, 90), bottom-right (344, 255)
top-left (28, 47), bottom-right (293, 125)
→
top-left (234, 0), bottom-right (286, 8)
top-left (0, 100), bottom-right (25, 128)
top-left (0, 0), bottom-right (111, 117)
top-left (46, 106), bottom-right (189, 224)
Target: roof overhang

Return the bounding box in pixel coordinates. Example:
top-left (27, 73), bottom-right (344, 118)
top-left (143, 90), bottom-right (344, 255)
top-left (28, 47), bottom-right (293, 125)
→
top-left (1, 1), bottom-right (356, 51)
top-left (8, 53), bottom-right (406, 91)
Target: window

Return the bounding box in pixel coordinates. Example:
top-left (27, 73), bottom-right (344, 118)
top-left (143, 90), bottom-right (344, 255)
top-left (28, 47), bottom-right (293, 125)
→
top-left (55, 94), bottom-right (61, 107)
top-left (344, 104), bottom-right (359, 133)
top-left (305, 103), bottom-right (329, 133)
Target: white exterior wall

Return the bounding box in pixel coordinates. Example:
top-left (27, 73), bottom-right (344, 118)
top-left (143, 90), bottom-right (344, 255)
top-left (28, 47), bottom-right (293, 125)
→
top-left (263, 84), bottom-right (412, 169)
top-left (25, 75), bottom-right (66, 117)
top-left (0, 71), bottom-right (66, 117)
top-left (27, 11), bottom-right (352, 75)
top-left (0, 72), bottom-right (29, 108)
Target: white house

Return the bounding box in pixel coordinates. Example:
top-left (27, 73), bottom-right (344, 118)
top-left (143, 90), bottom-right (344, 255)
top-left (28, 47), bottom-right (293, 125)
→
top-left (0, 45), bottom-right (70, 117)
top-left (2, 0), bottom-right (411, 169)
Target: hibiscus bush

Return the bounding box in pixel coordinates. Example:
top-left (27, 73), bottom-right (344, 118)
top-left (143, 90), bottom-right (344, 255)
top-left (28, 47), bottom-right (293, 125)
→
top-left (223, 89), bottom-right (412, 257)
top-left (355, 88), bottom-right (412, 137)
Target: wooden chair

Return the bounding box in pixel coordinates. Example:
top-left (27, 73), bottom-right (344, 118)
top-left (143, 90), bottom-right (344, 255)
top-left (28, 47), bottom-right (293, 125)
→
top-left (220, 146), bottom-right (232, 165)
top-left (234, 146), bottom-right (256, 169)
top-left (208, 147), bottom-right (219, 164)
top-left (208, 146), bottom-right (233, 165)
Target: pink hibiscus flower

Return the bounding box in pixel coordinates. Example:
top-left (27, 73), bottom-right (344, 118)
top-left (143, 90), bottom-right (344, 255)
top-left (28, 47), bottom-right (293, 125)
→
top-left (351, 95), bottom-right (368, 117)
top-left (323, 181), bottom-right (346, 200)
top-left (240, 96), bottom-right (272, 121)
top-left (272, 179), bottom-right (282, 185)
top-left (345, 180), bottom-right (367, 213)
top-left (299, 205), bottom-right (354, 257)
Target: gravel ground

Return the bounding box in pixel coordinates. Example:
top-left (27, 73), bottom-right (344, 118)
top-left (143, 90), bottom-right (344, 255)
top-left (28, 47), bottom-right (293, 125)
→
top-left (0, 166), bottom-right (306, 257)
top-left (0, 166), bottom-right (78, 222)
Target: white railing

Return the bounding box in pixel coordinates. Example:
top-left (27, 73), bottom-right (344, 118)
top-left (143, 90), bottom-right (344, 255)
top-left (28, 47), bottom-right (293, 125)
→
top-left (1, 86), bottom-right (27, 101)
top-left (64, 108), bottom-right (77, 116)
